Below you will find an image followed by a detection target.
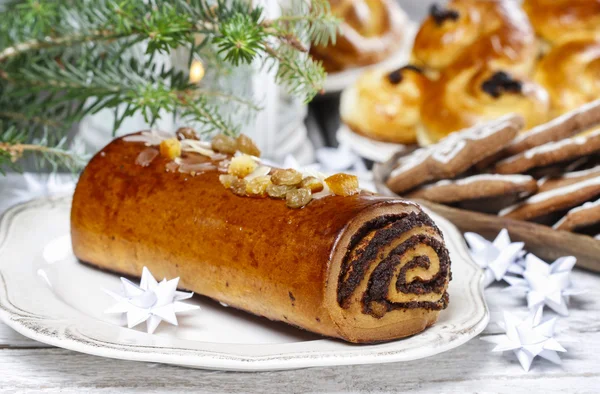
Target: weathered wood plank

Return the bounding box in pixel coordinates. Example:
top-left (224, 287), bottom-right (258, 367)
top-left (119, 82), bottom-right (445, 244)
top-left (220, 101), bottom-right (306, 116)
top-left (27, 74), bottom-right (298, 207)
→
top-left (0, 332), bottom-right (599, 393)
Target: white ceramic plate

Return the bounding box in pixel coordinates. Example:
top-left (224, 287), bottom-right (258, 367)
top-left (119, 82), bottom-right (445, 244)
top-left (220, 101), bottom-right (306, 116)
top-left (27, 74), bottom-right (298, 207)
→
top-left (337, 124), bottom-right (414, 163)
top-left (322, 22), bottom-right (417, 94)
top-left (0, 196), bottom-right (488, 371)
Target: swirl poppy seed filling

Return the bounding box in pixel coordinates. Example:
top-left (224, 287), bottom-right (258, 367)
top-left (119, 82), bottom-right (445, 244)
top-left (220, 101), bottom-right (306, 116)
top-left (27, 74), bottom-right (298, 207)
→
top-left (337, 213), bottom-right (451, 319)
top-left (71, 134), bottom-right (452, 343)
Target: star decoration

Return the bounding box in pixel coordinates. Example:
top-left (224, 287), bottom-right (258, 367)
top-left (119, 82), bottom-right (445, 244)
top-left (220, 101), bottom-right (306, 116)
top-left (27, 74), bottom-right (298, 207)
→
top-left (481, 307), bottom-right (566, 371)
top-left (504, 254), bottom-right (585, 316)
top-left (464, 229), bottom-right (525, 287)
top-left (104, 267), bottom-right (199, 334)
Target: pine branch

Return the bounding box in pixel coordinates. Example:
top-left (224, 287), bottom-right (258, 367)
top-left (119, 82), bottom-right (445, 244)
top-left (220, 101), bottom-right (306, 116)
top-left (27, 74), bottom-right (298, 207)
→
top-left (0, 30), bottom-right (127, 62)
top-left (0, 123), bottom-right (87, 174)
top-left (264, 44), bottom-right (326, 103)
top-left (266, 0), bottom-right (340, 47)
top-left (0, 0), bottom-right (339, 174)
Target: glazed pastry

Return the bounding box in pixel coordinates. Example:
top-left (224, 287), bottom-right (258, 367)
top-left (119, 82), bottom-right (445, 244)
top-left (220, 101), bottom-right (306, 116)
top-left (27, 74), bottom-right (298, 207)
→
top-left (386, 114), bottom-right (524, 194)
top-left (553, 199), bottom-right (600, 232)
top-left (310, 0), bottom-right (407, 72)
top-left (539, 166), bottom-right (600, 193)
top-left (499, 176), bottom-right (600, 221)
top-left (534, 36), bottom-right (600, 116)
top-left (523, 0), bottom-right (600, 45)
top-left (412, 0), bottom-right (537, 76)
top-left (71, 134), bottom-right (452, 344)
top-left (406, 174), bottom-right (538, 204)
top-left (419, 68), bottom-right (549, 144)
top-left (505, 99), bottom-right (600, 156)
top-left (495, 130), bottom-right (600, 175)
top-left (340, 66), bottom-right (427, 144)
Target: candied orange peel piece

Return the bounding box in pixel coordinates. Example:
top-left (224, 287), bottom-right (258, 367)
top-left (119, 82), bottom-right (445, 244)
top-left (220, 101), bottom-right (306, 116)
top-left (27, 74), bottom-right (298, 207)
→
top-left (159, 138), bottom-right (182, 160)
top-left (325, 173), bottom-right (359, 196)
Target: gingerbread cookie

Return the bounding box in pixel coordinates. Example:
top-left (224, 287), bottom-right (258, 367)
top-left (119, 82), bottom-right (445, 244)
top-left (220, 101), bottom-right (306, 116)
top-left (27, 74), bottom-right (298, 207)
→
top-left (407, 174), bottom-right (538, 204)
top-left (494, 129), bottom-right (600, 175)
top-left (386, 114), bottom-right (524, 193)
top-left (553, 198), bottom-right (600, 232)
top-left (538, 165), bottom-right (600, 193)
top-left (506, 99), bottom-right (600, 156)
top-left (499, 176), bottom-right (600, 220)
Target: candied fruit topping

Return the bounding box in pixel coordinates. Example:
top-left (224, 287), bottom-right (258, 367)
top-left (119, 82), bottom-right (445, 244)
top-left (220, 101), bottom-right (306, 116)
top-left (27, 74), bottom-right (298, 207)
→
top-left (236, 134), bottom-right (261, 157)
top-left (211, 134), bottom-right (238, 154)
top-left (300, 176), bottom-right (324, 193)
top-left (325, 173), bottom-right (359, 196)
top-left (136, 148), bottom-right (159, 167)
top-left (271, 168), bottom-right (303, 186)
top-left (230, 178), bottom-right (247, 196)
top-left (245, 165), bottom-right (271, 181)
top-left (217, 159), bottom-right (231, 173)
top-left (266, 183), bottom-right (294, 199)
top-left (159, 138), bottom-right (182, 160)
top-left (246, 175), bottom-right (271, 197)
top-left (176, 127), bottom-right (199, 141)
top-left (219, 174), bottom-right (238, 189)
top-left (228, 154), bottom-right (258, 178)
top-left (286, 188), bottom-right (312, 208)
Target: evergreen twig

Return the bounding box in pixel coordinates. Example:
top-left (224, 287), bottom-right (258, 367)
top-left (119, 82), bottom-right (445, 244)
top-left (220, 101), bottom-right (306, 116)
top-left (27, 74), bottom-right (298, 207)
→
top-left (0, 0), bottom-right (339, 173)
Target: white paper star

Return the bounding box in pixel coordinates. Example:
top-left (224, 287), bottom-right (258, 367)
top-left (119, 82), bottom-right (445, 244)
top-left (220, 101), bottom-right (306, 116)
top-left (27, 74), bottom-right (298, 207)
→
top-left (504, 254), bottom-right (585, 316)
top-left (481, 307), bottom-right (566, 371)
top-left (104, 267), bottom-right (199, 334)
top-left (464, 229), bottom-right (526, 287)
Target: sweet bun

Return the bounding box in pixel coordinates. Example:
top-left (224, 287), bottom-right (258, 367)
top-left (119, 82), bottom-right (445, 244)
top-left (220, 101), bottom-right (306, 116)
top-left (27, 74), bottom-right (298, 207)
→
top-left (523, 0), bottom-right (600, 45)
top-left (412, 0), bottom-right (537, 76)
top-left (534, 35), bottom-right (600, 116)
top-left (340, 66), bottom-right (427, 144)
top-left (310, 0), bottom-right (408, 72)
top-left (419, 67), bottom-right (550, 144)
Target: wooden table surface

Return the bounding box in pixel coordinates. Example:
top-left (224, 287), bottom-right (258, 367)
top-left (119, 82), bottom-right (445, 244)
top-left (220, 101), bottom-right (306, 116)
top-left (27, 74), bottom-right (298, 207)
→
top-left (1, 175), bottom-right (600, 393)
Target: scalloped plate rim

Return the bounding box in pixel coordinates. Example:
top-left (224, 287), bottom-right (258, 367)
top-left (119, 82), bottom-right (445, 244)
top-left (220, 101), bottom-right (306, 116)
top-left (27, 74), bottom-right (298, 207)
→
top-left (0, 196), bottom-right (489, 371)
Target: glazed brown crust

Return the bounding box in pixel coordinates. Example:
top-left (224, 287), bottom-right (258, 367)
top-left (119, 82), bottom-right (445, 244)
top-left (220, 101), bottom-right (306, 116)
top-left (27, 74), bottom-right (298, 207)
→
top-left (534, 36), bottom-right (600, 115)
top-left (412, 0), bottom-right (537, 76)
top-left (310, 0), bottom-right (407, 72)
top-left (523, 0), bottom-right (600, 45)
top-left (419, 66), bottom-right (549, 143)
top-left (71, 136), bottom-right (451, 343)
top-left (339, 67), bottom-right (427, 144)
